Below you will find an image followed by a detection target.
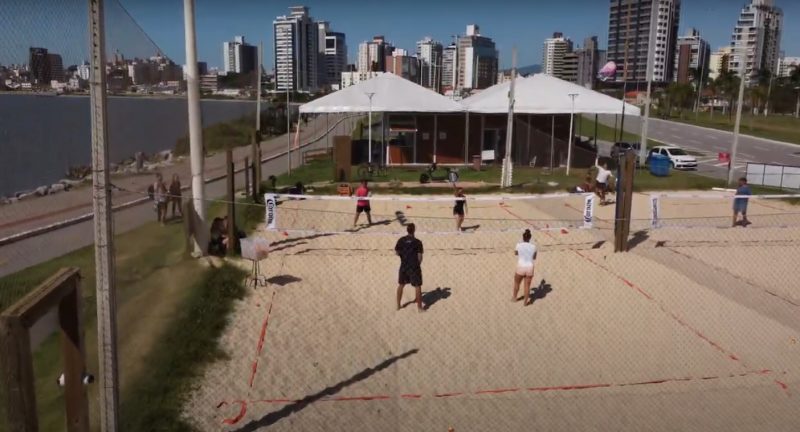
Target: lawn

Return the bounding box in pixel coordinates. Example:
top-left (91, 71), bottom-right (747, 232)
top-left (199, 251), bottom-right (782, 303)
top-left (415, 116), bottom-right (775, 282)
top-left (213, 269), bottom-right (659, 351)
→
top-left (668, 111), bottom-right (800, 145)
top-left (0, 202), bottom-right (246, 431)
top-left (579, 115), bottom-right (666, 148)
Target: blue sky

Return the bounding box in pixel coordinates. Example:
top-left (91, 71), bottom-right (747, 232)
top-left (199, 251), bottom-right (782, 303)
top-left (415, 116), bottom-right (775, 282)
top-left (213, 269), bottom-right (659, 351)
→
top-left (2, 1), bottom-right (799, 69)
top-left (123, 0), bottom-right (800, 70)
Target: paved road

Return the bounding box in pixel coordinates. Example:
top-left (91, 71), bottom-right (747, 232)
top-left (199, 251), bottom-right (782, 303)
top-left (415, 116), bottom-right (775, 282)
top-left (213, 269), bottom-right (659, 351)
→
top-left (597, 115), bottom-right (800, 179)
top-left (0, 114), bottom-right (357, 278)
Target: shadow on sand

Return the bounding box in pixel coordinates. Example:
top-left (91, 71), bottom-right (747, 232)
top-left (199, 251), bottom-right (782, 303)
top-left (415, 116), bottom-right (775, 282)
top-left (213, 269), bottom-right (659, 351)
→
top-left (231, 349), bottom-right (419, 431)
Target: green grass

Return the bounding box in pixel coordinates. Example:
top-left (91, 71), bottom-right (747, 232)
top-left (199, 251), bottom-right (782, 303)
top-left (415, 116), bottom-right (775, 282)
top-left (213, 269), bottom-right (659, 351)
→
top-left (668, 111), bottom-right (800, 145)
top-left (579, 116), bottom-right (666, 148)
top-left (175, 115), bottom-right (254, 156)
top-left (119, 264), bottom-right (245, 432)
top-left (0, 202), bottom-right (243, 431)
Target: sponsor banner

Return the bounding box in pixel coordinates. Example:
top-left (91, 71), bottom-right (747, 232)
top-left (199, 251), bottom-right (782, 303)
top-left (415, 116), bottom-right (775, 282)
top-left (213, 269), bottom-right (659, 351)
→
top-left (650, 195), bottom-right (660, 229)
top-left (583, 194), bottom-right (595, 229)
top-left (264, 193), bottom-right (277, 230)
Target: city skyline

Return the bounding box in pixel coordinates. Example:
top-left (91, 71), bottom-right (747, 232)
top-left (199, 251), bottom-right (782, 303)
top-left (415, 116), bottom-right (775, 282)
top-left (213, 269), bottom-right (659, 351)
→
top-left (3, 0), bottom-right (800, 71)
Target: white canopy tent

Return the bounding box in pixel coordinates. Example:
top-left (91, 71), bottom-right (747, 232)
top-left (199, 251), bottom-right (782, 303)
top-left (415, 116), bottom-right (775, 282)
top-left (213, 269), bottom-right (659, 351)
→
top-left (461, 74), bottom-right (641, 116)
top-left (299, 73), bottom-right (465, 114)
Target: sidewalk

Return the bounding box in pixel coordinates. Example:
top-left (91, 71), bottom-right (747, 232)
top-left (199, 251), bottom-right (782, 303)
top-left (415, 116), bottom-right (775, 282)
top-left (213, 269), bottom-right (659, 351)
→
top-left (0, 114), bottom-right (349, 240)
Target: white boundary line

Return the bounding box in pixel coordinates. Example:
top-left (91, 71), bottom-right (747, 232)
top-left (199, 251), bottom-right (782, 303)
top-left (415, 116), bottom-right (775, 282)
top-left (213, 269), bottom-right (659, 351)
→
top-left (269, 226), bottom-right (592, 236)
top-left (275, 192), bottom-right (588, 202)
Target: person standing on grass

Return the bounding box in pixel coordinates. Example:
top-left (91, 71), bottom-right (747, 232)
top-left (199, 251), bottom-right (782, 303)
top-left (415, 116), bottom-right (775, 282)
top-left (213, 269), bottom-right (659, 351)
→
top-left (513, 229), bottom-right (537, 306)
top-left (733, 177), bottom-right (752, 227)
top-left (153, 173), bottom-right (168, 224)
top-left (453, 187), bottom-right (467, 231)
top-left (353, 179), bottom-right (373, 227)
top-left (595, 161), bottom-right (614, 205)
top-left (395, 223), bottom-right (424, 312)
top-left (169, 173), bottom-right (182, 219)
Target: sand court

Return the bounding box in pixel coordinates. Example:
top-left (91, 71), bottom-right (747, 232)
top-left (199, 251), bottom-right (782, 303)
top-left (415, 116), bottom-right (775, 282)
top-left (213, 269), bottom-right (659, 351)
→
top-left (186, 193), bottom-right (800, 431)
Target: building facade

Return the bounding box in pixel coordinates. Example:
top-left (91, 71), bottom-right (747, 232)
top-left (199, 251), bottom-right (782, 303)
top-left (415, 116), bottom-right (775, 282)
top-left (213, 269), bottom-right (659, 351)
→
top-left (575, 36), bottom-right (601, 88)
top-left (386, 50), bottom-right (420, 83)
top-left (417, 37), bottom-right (443, 91)
top-left (441, 43), bottom-right (458, 93)
top-left (340, 71), bottom-right (384, 88)
top-left (778, 56), bottom-right (800, 78)
top-left (223, 36), bottom-right (257, 75)
top-left (729, 0), bottom-right (783, 85)
top-left (318, 22), bottom-right (347, 88)
top-left (708, 46), bottom-right (732, 80)
top-left (607, 0), bottom-right (681, 83)
top-left (358, 36), bottom-right (394, 73)
top-left (273, 6), bottom-right (319, 92)
top-left (456, 25), bottom-right (498, 91)
top-left (542, 32), bottom-right (573, 77)
top-left (673, 28), bottom-right (710, 84)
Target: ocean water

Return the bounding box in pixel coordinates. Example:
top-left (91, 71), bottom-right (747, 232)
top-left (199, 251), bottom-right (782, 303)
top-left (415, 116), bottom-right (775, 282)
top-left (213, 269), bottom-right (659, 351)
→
top-left (0, 94), bottom-right (260, 196)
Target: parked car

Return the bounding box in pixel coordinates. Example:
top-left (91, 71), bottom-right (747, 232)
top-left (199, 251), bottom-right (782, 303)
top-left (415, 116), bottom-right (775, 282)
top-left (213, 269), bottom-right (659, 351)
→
top-left (647, 146), bottom-right (698, 170)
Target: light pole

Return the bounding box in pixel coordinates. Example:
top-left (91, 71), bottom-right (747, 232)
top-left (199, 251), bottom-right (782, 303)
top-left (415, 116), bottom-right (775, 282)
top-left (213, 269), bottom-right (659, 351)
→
top-left (286, 86), bottom-right (291, 175)
top-left (795, 86), bottom-right (800, 118)
top-left (566, 93), bottom-right (579, 176)
top-left (728, 46), bottom-right (747, 186)
top-left (365, 92), bottom-right (376, 164)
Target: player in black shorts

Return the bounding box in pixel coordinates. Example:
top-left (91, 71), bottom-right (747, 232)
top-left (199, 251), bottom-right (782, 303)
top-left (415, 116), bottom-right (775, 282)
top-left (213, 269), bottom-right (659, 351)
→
top-left (394, 223), bottom-right (424, 312)
top-left (453, 187), bottom-right (467, 231)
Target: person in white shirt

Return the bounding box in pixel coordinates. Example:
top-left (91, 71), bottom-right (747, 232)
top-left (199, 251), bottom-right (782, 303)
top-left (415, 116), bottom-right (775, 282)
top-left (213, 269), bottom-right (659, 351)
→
top-left (513, 229), bottom-right (537, 306)
top-left (595, 161), bottom-right (614, 205)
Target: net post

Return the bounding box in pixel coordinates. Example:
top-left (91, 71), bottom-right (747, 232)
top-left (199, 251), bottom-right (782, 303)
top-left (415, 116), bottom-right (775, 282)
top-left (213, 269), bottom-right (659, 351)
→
top-left (60, 278), bottom-right (89, 432)
top-left (615, 151), bottom-right (636, 252)
top-left (0, 316), bottom-right (37, 432)
top-left (226, 149), bottom-right (237, 256)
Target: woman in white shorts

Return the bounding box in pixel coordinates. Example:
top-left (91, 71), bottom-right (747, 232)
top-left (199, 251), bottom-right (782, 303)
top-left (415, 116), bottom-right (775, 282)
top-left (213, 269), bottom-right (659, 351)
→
top-left (513, 229), bottom-right (537, 305)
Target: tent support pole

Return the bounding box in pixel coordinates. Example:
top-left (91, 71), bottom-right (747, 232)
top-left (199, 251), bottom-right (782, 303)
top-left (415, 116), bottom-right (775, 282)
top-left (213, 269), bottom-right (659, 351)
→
top-left (550, 115), bottom-right (555, 171)
top-left (480, 114), bottom-right (485, 162)
top-left (413, 114), bottom-right (418, 164)
top-left (526, 114), bottom-right (532, 165)
top-left (433, 114), bottom-right (438, 164)
top-left (464, 112), bottom-right (470, 165)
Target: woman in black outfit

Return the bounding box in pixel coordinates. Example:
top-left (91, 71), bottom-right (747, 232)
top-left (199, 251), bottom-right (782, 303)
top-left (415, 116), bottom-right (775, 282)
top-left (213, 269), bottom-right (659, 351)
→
top-left (453, 187), bottom-right (467, 231)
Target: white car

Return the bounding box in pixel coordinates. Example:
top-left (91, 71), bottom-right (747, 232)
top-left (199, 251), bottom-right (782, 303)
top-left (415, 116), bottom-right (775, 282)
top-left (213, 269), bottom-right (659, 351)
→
top-left (648, 146), bottom-right (698, 170)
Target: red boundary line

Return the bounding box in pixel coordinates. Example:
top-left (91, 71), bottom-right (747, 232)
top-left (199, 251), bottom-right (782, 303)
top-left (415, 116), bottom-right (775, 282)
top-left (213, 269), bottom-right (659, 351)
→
top-left (218, 370), bottom-right (778, 425)
top-left (248, 289), bottom-right (277, 388)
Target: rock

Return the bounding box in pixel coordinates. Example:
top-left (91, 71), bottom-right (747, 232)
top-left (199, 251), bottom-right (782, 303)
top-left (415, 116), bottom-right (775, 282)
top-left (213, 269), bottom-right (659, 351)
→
top-left (16, 191), bottom-right (36, 200)
top-left (35, 185), bottom-right (50, 196)
top-left (59, 179), bottom-right (83, 188)
top-left (50, 183), bottom-right (66, 194)
top-left (8, 197), bottom-right (18, 204)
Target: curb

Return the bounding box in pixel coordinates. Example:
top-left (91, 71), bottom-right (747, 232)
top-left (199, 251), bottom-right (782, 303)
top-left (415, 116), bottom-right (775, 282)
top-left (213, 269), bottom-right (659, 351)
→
top-left (0, 115), bottom-right (354, 248)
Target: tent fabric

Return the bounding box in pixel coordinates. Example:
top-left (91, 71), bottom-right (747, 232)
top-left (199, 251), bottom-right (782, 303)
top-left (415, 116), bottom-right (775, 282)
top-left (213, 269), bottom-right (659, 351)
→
top-left (299, 73), bottom-right (465, 114)
top-left (461, 74), bottom-right (641, 116)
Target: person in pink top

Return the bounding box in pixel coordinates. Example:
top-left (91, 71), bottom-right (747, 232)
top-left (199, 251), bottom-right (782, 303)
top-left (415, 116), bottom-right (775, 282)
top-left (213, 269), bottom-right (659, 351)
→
top-left (352, 179), bottom-right (373, 227)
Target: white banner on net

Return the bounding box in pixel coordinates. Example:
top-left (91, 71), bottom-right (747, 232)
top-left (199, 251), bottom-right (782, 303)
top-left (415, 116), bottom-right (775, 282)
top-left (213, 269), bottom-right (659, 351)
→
top-left (583, 194), bottom-right (595, 229)
top-left (273, 192), bottom-right (588, 202)
top-left (264, 193), bottom-right (277, 230)
top-left (650, 195), bottom-right (660, 229)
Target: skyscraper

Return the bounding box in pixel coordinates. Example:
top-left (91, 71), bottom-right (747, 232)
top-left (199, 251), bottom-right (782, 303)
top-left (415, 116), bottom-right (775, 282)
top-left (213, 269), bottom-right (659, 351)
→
top-left (46, 53), bottom-right (64, 82)
top-left (318, 22), bottom-right (347, 88)
top-left (673, 28), bottom-right (710, 84)
top-left (223, 36), bottom-right (257, 75)
top-left (456, 25), bottom-right (498, 91)
top-left (708, 46), bottom-right (733, 80)
top-left (417, 37), bottom-right (443, 91)
top-left (273, 6), bottom-right (319, 92)
top-left (441, 43), bottom-right (458, 93)
top-left (729, 0), bottom-right (783, 85)
top-left (542, 32), bottom-right (573, 77)
top-left (778, 56), bottom-right (800, 78)
top-left (29, 47), bottom-right (50, 85)
top-left (386, 49), bottom-right (420, 83)
top-left (358, 36), bottom-right (394, 73)
top-left (607, 0), bottom-right (681, 83)
top-left (576, 36), bottom-right (601, 88)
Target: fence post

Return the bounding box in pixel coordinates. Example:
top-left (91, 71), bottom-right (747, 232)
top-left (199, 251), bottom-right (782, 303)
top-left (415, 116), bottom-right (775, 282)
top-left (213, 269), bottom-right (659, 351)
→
top-left (0, 316), bottom-right (37, 431)
top-left (244, 157), bottom-right (250, 199)
top-left (60, 279), bottom-right (89, 432)
top-left (780, 166), bottom-right (785, 190)
top-left (226, 150), bottom-right (236, 256)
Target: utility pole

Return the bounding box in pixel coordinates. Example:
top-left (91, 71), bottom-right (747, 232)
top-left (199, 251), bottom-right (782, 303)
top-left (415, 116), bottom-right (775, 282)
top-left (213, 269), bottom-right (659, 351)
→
top-left (184, 0), bottom-right (206, 256)
top-left (287, 86), bottom-right (291, 175)
top-left (728, 45), bottom-right (747, 185)
top-left (256, 41), bottom-right (262, 133)
top-left (501, 48), bottom-right (517, 188)
top-left (88, 0), bottom-right (119, 430)
top-left (639, 0), bottom-right (658, 165)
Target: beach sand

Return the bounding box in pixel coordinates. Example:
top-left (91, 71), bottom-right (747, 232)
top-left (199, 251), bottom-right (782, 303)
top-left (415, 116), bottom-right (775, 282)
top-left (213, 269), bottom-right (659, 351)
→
top-left (185, 191), bottom-right (800, 431)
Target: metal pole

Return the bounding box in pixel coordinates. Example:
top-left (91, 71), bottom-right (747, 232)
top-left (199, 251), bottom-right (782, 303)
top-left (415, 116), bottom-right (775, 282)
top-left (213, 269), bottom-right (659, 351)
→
top-left (550, 115), bottom-right (555, 171)
top-left (256, 41), bottom-right (262, 132)
top-left (88, 0), bottom-right (119, 430)
top-left (184, 0), bottom-right (206, 256)
top-left (593, 113), bottom-right (598, 148)
top-left (433, 114), bottom-right (438, 164)
top-left (795, 88), bottom-right (800, 118)
top-left (366, 92), bottom-right (375, 164)
top-left (464, 111), bottom-right (470, 164)
top-left (728, 48), bottom-right (747, 185)
top-left (501, 48), bottom-right (517, 187)
top-left (566, 93), bottom-right (578, 176)
top-left (287, 87), bottom-right (291, 175)
top-left (639, 1), bottom-right (658, 165)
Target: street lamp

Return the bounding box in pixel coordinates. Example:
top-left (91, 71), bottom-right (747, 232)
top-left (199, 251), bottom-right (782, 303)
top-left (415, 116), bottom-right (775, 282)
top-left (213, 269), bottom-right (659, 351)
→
top-left (365, 92), bottom-right (376, 164)
top-left (566, 93), bottom-right (579, 176)
top-left (794, 86), bottom-right (800, 119)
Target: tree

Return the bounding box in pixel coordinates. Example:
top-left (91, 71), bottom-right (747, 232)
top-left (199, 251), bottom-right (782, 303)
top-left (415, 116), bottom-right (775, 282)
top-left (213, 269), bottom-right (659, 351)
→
top-left (665, 83), bottom-right (695, 119)
top-left (714, 70), bottom-right (740, 121)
